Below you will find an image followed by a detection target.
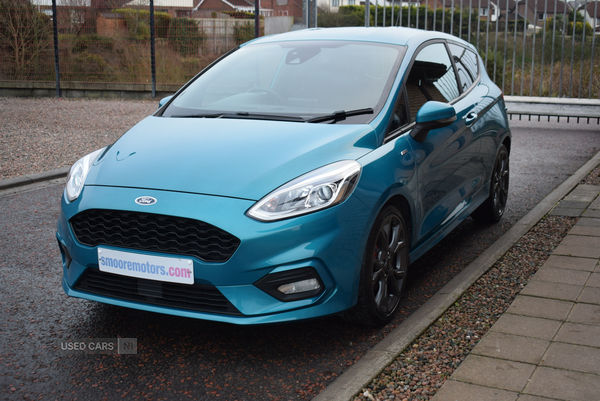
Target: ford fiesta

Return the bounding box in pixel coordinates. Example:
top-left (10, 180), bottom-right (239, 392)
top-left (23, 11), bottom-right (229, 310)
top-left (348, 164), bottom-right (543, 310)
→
top-left (57, 27), bottom-right (511, 326)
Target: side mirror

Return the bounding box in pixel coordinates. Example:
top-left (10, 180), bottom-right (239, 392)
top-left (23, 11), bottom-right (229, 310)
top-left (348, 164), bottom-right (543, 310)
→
top-left (158, 95), bottom-right (173, 109)
top-left (410, 101), bottom-right (457, 142)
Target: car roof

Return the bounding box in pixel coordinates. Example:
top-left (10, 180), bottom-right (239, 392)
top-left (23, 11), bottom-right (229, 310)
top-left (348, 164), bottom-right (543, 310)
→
top-left (244, 27), bottom-right (461, 48)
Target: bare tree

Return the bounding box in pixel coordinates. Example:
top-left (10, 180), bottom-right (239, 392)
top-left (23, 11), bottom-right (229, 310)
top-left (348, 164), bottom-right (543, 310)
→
top-left (0, 0), bottom-right (52, 79)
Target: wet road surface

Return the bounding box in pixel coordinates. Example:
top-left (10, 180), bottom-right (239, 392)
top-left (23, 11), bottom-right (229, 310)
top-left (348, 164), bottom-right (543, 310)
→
top-left (1, 119), bottom-right (599, 400)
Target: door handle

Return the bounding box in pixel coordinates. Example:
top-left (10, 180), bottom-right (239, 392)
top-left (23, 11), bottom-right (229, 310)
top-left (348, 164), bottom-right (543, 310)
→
top-left (465, 112), bottom-right (478, 127)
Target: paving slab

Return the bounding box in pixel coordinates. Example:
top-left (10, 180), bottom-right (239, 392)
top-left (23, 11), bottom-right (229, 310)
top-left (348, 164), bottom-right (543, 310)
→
top-left (490, 314), bottom-right (562, 340)
top-left (541, 342), bottom-right (600, 375)
top-left (556, 200), bottom-right (591, 209)
top-left (553, 244), bottom-right (600, 258)
top-left (524, 366), bottom-right (600, 401)
top-left (548, 207), bottom-right (583, 217)
top-left (568, 225), bottom-right (600, 236)
top-left (542, 255), bottom-right (598, 271)
top-left (577, 286), bottom-right (600, 304)
top-left (520, 281), bottom-right (583, 302)
top-left (560, 234), bottom-right (600, 247)
top-left (471, 332), bottom-right (549, 364)
top-left (505, 296), bottom-right (573, 321)
top-left (575, 217), bottom-right (600, 227)
top-left (569, 184), bottom-right (600, 193)
top-left (583, 209), bottom-right (600, 218)
top-left (563, 193), bottom-right (598, 203)
top-left (450, 355), bottom-right (535, 392)
top-left (566, 303), bottom-right (600, 326)
top-left (516, 395), bottom-right (567, 401)
top-left (433, 380), bottom-right (518, 401)
top-left (530, 266), bottom-right (590, 285)
top-left (587, 272), bottom-right (600, 287)
top-left (554, 322), bottom-right (600, 348)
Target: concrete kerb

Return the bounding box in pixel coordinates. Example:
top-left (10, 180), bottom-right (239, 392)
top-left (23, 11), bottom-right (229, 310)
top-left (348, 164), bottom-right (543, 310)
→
top-left (0, 167), bottom-right (70, 191)
top-left (314, 150), bottom-right (600, 401)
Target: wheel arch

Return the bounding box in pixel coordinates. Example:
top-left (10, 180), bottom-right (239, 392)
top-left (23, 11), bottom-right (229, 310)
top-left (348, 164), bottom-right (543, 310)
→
top-left (380, 194), bottom-right (414, 253)
top-left (502, 135), bottom-right (511, 155)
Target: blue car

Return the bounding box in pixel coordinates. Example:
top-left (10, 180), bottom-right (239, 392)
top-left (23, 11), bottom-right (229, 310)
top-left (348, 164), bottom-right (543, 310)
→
top-left (56, 27), bottom-right (511, 325)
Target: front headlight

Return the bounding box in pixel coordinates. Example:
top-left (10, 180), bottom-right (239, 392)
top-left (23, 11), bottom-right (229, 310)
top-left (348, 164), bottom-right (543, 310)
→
top-left (65, 147), bottom-right (106, 202)
top-left (247, 160), bottom-right (362, 222)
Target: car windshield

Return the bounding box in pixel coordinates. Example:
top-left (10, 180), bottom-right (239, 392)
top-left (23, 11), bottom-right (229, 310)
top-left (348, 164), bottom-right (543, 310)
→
top-left (162, 40), bottom-right (406, 123)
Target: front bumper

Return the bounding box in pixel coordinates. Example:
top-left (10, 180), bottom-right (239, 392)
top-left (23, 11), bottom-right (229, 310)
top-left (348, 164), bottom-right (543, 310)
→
top-left (56, 185), bottom-right (372, 324)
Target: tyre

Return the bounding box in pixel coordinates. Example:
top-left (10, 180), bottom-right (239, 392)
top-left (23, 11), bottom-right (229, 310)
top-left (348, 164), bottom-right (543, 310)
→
top-left (471, 144), bottom-right (509, 224)
top-left (343, 205), bottom-right (409, 326)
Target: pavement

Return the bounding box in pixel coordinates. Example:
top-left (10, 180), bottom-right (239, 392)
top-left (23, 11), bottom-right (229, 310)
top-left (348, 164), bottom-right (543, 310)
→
top-left (2, 152), bottom-right (600, 401)
top-left (431, 184), bottom-right (600, 401)
top-left (315, 150), bottom-right (600, 401)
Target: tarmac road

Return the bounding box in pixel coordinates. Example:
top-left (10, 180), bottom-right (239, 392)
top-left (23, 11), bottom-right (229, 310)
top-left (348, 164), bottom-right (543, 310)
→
top-left (1, 118), bottom-right (600, 400)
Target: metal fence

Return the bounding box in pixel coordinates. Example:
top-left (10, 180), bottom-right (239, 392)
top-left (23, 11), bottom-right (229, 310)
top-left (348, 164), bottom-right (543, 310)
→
top-left (0, 0), bottom-right (277, 94)
top-left (360, 0), bottom-right (600, 99)
top-left (0, 0), bottom-right (599, 100)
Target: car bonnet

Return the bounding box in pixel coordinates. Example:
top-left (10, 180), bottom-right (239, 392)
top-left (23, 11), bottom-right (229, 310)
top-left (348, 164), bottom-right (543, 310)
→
top-left (85, 116), bottom-right (377, 201)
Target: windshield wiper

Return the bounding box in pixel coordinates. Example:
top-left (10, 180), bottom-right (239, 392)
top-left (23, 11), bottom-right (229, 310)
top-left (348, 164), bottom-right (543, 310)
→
top-left (170, 113), bottom-right (225, 118)
top-left (306, 108), bottom-right (374, 123)
top-left (229, 112), bottom-right (306, 122)
top-left (170, 112), bottom-right (306, 123)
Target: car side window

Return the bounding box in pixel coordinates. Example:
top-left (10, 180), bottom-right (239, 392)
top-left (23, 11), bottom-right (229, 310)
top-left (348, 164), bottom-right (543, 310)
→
top-left (405, 43), bottom-right (460, 122)
top-left (448, 43), bottom-right (479, 92)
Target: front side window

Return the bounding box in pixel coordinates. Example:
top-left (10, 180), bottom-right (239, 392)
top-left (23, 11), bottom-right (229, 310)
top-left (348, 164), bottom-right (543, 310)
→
top-left (448, 43), bottom-right (479, 92)
top-left (404, 42), bottom-right (459, 122)
top-left (163, 41), bottom-right (406, 124)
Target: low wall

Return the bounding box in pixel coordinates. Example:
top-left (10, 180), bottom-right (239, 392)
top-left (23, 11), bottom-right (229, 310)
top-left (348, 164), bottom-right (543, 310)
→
top-left (0, 81), bottom-right (180, 100)
top-left (3, 81), bottom-right (600, 123)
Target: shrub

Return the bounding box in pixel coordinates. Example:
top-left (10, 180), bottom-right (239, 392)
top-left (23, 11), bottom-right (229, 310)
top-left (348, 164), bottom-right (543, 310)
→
top-left (168, 17), bottom-right (206, 56)
top-left (568, 21), bottom-right (594, 37)
top-left (112, 8), bottom-right (171, 39)
top-left (72, 34), bottom-right (115, 53)
top-left (64, 52), bottom-right (107, 81)
top-left (234, 24), bottom-right (254, 45)
top-left (223, 11), bottom-right (262, 20)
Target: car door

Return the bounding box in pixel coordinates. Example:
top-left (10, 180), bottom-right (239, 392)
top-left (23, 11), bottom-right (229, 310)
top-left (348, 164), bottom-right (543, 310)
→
top-left (401, 42), bottom-right (481, 248)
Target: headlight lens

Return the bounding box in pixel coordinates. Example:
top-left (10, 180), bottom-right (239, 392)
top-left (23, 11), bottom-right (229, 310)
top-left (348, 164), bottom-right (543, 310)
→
top-left (247, 160), bottom-right (362, 221)
top-left (65, 147), bottom-right (105, 202)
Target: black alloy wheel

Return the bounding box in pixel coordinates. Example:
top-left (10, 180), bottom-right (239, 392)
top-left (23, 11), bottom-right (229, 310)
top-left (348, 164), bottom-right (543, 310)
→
top-left (343, 205), bottom-right (409, 326)
top-left (472, 144), bottom-right (509, 223)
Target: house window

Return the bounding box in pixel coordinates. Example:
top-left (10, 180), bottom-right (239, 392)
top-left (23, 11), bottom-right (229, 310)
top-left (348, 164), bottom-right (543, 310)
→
top-left (480, 8), bottom-right (488, 16)
top-left (332, 0), bottom-right (339, 6)
top-left (176, 10), bottom-right (191, 17)
top-left (348, 0), bottom-right (355, 4)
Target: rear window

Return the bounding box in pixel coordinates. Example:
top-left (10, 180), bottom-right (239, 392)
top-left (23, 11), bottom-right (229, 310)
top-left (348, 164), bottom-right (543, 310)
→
top-left (448, 43), bottom-right (479, 92)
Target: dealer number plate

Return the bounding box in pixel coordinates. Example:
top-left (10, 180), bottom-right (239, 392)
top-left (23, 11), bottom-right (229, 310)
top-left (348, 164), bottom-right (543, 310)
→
top-left (98, 248), bottom-right (194, 285)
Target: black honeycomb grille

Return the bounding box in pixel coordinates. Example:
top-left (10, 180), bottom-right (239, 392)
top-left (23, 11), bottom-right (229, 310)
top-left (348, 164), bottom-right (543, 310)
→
top-left (70, 209), bottom-right (240, 262)
top-left (74, 269), bottom-right (241, 315)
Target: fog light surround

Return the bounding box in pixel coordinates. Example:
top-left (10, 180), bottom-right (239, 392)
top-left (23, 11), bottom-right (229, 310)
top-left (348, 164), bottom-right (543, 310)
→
top-left (255, 267), bottom-right (324, 302)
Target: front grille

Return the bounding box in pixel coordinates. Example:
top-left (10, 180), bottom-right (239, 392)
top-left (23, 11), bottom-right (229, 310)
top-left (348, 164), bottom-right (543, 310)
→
top-left (70, 209), bottom-right (240, 262)
top-left (74, 269), bottom-right (241, 315)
